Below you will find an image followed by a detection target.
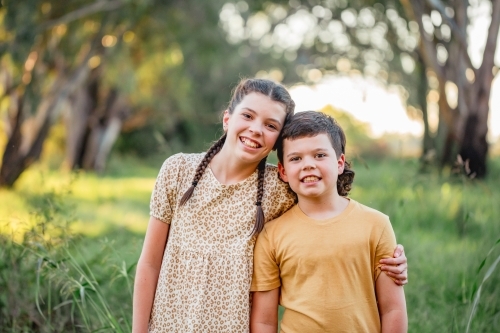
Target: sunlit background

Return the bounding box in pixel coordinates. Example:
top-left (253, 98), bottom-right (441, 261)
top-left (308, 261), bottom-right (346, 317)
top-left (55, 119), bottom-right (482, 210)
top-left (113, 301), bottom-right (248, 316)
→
top-left (1, 1), bottom-right (500, 332)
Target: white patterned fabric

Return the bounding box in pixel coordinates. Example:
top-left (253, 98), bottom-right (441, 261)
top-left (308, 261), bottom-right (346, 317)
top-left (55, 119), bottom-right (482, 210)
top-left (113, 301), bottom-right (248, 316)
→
top-left (148, 153), bottom-right (296, 333)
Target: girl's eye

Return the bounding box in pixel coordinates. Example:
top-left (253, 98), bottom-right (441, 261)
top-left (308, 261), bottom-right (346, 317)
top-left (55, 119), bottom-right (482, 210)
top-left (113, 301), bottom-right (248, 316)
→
top-left (242, 113), bottom-right (252, 119)
top-left (266, 124), bottom-right (278, 130)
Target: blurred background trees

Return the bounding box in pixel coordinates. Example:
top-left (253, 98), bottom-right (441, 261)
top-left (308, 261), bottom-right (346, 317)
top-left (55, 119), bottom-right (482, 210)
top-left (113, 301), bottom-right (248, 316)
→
top-left (1, 1), bottom-right (500, 331)
top-left (227, 0), bottom-right (499, 176)
top-left (1, 0), bottom-right (499, 187)
top-left (0, 0), bottom-right (297, 187)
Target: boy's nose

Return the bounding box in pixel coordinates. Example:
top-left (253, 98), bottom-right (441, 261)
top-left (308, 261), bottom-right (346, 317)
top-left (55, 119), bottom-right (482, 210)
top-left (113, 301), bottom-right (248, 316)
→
top-left (302, 158), bottom-right (316, 170)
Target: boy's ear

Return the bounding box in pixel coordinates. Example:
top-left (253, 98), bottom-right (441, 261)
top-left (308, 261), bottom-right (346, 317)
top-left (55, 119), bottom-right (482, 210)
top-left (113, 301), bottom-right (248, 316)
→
top-left (338, 153), bottom-right (346, 174)
top-left (278, 162), bottom-right (289, 183)
top-left (222, 110), bottom-right (230, 132)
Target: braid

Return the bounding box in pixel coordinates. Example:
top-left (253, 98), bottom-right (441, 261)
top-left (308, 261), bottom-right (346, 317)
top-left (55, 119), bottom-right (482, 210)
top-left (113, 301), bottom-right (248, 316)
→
top-left (251, 156), bottom-right (267, 236)
top-left (179, 134), bottom-right (227, 206)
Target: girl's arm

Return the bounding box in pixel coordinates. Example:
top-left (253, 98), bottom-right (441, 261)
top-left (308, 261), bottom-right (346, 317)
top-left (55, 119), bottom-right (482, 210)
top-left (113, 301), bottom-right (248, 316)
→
top-left (132, 217), bottom-right (170, 333)
top-left (376, 272), bottom-right (408, 333)
top-left (381, 244), bottom-right (408, 285)
top-left (250, 289), bottom-right (280, 333)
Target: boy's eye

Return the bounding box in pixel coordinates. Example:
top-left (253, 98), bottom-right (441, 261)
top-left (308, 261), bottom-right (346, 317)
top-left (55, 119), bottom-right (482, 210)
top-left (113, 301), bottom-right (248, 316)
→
top-left (289, 156), bottom-right (300, 162)
top-left (316, 153), bottom-right (326, 158)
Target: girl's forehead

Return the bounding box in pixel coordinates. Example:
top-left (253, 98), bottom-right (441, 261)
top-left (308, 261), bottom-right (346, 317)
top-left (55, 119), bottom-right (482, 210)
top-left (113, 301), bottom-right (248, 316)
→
top-left (236, 92), bottom-right (287, 117)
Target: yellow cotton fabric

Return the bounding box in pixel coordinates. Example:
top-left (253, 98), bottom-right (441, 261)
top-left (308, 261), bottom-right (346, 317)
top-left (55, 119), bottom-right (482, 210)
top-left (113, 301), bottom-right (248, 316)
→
top-left (251, 199), bottom-right (397, 333)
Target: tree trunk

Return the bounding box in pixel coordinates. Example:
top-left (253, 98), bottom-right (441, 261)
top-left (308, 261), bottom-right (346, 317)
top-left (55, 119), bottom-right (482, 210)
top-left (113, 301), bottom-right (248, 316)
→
top-left (0, 56), bottom-right (92, 188)
top-left (417, 55), bottom-right (433, 158)
top-left (66, 84), bottom-right (130, 172)
top-left (458, 114), bottom-right (488, 178)
top-left (0, 98), bottom-right (24, 187)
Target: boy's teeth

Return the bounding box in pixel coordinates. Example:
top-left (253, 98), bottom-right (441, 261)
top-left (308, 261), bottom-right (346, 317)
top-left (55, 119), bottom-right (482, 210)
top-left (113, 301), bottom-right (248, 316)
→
top-left (242, 138), bottom-right (259, 148)
top-left (303, 176), bottom-right (319, 183)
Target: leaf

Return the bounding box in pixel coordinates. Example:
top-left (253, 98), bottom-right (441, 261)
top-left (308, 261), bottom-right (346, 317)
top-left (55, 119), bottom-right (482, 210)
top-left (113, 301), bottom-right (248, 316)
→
top-left (466, 252), bottom-right (500, 333)
top-left (476, 238), bottom-right (500, 273)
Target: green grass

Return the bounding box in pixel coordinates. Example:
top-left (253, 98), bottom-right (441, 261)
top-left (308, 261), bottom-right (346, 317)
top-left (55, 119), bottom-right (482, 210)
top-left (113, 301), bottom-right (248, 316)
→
top-left (1, 156), bottom-right (500, 332)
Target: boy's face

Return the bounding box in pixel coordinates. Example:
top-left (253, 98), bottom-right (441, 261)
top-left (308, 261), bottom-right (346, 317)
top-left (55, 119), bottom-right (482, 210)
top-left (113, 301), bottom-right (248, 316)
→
top-left (278, 133), bottom-right (345, 200)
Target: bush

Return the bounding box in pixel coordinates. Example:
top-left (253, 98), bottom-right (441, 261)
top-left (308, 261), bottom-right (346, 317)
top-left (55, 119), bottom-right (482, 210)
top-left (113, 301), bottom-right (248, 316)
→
top-left (0, 187), bottom-right (135, 332)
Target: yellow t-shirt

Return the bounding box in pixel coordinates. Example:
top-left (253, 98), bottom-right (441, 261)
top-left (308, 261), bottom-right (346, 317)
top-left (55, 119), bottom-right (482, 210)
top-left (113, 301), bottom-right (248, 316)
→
top-left (251, 199), bottom-right (397, 333)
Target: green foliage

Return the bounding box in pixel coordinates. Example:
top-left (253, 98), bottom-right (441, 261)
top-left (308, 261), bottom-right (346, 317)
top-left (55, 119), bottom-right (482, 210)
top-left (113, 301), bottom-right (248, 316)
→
top-left (1, 157), bottom-right (500, 332)
top-left (0, 177), bottom-right (142, 332)
top-left (352, 158), bottom-right (500, 332)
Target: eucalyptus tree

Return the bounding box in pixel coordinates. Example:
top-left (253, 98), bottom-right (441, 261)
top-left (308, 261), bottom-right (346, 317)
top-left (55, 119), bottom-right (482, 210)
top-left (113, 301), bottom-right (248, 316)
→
top-left (0, 0), bottom-right (145, 186)
top-left (0, 0), bottom-right (294, 187)
top-left (400, 0), bottom-right (500, 177)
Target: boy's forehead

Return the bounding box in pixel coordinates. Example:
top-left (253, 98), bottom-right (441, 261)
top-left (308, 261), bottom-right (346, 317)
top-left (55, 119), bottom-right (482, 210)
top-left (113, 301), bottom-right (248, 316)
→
top-left (283, 133), bottom-right (333, 151)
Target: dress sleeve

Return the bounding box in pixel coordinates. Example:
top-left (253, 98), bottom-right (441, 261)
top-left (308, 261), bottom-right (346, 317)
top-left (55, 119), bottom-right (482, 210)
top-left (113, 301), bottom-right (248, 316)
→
top-left (251, 226), bottom-right (281, 292)
top-left (263, 165), bottom-right (296, 222)
top-left (149, 154), bottom-right (183, 224)
top-left (373, 218), bottom-right (397, 281)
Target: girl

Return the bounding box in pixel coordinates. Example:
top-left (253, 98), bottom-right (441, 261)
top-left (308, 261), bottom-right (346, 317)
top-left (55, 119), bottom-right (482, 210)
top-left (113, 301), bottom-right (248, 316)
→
top-left (133, 78), bottom-right (407, 333)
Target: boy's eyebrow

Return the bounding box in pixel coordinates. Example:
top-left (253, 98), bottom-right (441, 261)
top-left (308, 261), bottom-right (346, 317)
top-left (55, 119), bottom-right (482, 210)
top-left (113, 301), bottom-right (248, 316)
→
top-left (242, 108), bottom-right (283, 125)
top-left (285, 147), bottom-right (329, 158)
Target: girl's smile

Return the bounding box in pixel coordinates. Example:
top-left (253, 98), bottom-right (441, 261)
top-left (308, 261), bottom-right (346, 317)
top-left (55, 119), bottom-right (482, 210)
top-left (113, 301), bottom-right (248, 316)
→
top-left (222, 92), bottom-right (287, 166)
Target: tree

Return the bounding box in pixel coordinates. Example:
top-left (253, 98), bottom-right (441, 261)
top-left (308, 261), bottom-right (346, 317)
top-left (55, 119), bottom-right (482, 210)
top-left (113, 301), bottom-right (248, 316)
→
top-left (0, 0), bottom-right (297, 187)
top-left (0, 0), bottom-right (134, 186)
top-left (230, 0), bottom-right (499, 177)
top-left (400, 0), bottom-right (500, 177)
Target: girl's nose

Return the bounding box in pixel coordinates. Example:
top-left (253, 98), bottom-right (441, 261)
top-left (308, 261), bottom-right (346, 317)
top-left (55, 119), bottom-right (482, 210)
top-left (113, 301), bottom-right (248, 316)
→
top-left (249, 123), bottom-right (263, 135)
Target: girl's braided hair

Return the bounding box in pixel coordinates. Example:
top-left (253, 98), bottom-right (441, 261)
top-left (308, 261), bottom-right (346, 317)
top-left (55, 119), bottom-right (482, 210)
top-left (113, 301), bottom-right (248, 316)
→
top-left (179, 78), bottom-right (295, 235)
top-left (276, 111), bottom-right (355, 196)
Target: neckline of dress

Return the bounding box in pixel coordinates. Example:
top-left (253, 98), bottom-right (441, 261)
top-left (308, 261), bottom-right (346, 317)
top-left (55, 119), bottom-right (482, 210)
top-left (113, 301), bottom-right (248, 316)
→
top-left (206, 164), bottom-right (258, 188)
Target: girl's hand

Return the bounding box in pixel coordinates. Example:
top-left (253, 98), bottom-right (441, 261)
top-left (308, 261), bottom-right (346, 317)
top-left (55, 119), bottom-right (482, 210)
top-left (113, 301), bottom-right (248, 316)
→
top-left (380, 244), bottom-right (408, 286)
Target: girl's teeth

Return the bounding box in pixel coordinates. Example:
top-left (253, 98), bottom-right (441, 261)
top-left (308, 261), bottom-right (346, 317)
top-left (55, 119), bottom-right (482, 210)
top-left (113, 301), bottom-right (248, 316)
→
top-left (242, 138), bottom-right (258, 148)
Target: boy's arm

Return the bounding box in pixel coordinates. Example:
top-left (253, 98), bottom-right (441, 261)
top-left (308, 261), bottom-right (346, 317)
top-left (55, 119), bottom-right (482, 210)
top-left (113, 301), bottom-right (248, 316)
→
top-left (376, 272), bottom-right (408, 333)
top-left (250, 288), bottom-right (280, 333)
top-left (380, 244), bottom-right (408, 285)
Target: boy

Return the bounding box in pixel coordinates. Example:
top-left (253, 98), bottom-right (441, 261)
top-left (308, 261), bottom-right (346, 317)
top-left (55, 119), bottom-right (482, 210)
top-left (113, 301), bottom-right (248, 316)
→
top-left (250, 111), bottom-right (407, 333)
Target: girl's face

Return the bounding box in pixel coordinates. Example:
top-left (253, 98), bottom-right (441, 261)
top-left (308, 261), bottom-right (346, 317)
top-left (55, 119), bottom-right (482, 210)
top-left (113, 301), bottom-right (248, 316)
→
top-left (223, 92), bottom-right (287, 166)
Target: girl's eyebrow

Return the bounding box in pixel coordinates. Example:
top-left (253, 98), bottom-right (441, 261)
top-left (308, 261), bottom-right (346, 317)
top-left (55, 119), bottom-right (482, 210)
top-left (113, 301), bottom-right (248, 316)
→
top-left (242, 108), bottom-right (283, 125)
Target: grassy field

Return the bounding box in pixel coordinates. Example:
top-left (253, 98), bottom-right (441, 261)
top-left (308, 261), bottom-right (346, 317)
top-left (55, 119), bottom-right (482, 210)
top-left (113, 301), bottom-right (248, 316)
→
top-left (1, 155), bottom-right (499, 332)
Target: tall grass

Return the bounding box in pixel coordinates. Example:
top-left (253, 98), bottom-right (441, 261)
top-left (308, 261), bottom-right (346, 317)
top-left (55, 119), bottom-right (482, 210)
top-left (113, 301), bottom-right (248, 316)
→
top-left (352, 157), bottom-right (500, 332)
top-left (0, 181), bottom-right (139, 332)
top-left (1, 157), bottom-right (499, 332)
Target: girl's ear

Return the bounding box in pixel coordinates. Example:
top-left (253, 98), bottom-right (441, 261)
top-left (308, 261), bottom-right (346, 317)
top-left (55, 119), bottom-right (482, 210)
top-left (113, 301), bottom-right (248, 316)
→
top-left (338, 153), bottom-right (346, 174)
top-left (222, 110), bottom-right (230, 132)
top-left (278, 162), bottom-right (289, 183)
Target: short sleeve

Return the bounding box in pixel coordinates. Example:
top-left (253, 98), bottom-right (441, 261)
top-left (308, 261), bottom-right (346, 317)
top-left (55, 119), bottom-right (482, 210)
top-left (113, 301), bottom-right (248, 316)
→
top-left (251, 226), bottom-right (281, 291)
top-left (373, 219), bottom-right (397, 281)
top-left (149, 154), bottom-right (183, 224)
top-left (262, 165), bottom-right (296, 222)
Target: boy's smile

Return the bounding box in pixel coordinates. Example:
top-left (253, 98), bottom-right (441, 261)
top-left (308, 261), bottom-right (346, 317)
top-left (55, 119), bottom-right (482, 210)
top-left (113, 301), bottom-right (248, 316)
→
top-left (278, 133), bottom-right (345, 201)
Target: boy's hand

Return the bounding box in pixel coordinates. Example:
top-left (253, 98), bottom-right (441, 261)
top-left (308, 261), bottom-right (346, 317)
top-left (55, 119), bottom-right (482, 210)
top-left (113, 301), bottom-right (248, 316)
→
top-left (380, 244), bottom-right (408, 286)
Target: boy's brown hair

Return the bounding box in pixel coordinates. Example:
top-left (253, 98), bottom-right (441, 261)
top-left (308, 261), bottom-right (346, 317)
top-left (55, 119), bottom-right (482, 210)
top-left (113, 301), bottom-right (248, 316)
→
top-left (276, 111), bottom-right (355, 196)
